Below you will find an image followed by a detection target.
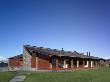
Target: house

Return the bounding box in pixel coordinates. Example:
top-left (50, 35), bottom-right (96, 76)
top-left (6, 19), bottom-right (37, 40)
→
top-left (22, 45), bottom-right (106, 71)
top-left (8, 45), bottom-right (106, 71)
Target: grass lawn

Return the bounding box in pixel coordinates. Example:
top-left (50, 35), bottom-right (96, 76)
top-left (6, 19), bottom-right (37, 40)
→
top-left (0, 71), bottom-right (18, 82)
top-left (24, 68), bottom-right (110, 82)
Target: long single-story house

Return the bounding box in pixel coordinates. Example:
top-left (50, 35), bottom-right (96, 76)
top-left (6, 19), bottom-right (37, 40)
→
top-left (9, 45), bottom-right (107, 71)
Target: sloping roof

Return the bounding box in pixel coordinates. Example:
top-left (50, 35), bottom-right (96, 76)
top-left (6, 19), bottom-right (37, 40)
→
top-left (24, 45), bottom-right (103, 60)
top-left (8, 54), bottom-right (23, 59)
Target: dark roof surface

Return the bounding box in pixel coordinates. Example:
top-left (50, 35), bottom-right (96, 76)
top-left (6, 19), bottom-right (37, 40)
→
top-left (24, 45), bottom-right (103, 60)
top-left (9, 54), bottom-right (23, 59)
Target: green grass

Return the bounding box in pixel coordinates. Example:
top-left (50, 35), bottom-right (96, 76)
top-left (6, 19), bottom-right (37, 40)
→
top-left (1, 68), bottom-right (110, 82)
top-left (24, 68), bottom-right (110, 82)
top-left (0, 71), bottom-right (18, 82)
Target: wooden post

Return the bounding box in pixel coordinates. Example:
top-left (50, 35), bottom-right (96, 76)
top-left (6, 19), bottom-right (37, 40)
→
top-left (87, 60), bottom-right (89, 67)
top-left (91, 61), bottom-right (93, 67)
top-left (49, 55), bottom-right (52, 69)
top-left (56, 58), bottom-right (58, 69)
top-left (63, 59), bottom-right (66, 68)
top-left (71, 59), bottom-right (74, 68)
top-left (77, 60), bottom-right (79, 68)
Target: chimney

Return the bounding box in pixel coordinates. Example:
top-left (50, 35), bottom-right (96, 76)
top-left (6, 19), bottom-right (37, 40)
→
top-left (62, 48), bottom-right (64, 51)
top-left (62, 48), bottom-right (64, 54)
top-left (87, 52), bottom-right (88, 56)
top-left (89, 52), bottom-right (90, 56)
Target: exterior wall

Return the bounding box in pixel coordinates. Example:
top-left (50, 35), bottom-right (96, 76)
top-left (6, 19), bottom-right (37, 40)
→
top-left (23, 48), bottom-right (31, 71)
top-left (23, 48), bottom-right (51, 70)
top-left (9, 58), bottom-right (23, 67)
top-left (31, 54), bottom-right (36, 68)
top-left (37, 53), bottom-right (50, 70)
top-left (9, 57), bottom-right (23, 70)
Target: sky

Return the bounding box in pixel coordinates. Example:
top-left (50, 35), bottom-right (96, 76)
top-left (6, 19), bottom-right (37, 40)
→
top-left (0, 0), bottom-right (110, 59)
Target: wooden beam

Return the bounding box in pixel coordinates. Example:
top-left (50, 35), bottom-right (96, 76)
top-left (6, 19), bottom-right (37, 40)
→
top-left (77, 60), bottom-right (79, 68)
top-left (56, 58), bottom-right (58, 69)
top-left (71, 59), bottom-right (74, 68)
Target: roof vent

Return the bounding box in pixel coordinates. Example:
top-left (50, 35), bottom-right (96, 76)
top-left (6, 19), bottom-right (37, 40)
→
top-left (25, 45), bottom-right (30, 46)
top-left (53, 49), bottom-right (57, 51)
top-left (39, 47), bottom-right (43, 49)
top-left (32, 46), bottom-right (36, 47)
top-left (74, 51), bottom-right (77, 53)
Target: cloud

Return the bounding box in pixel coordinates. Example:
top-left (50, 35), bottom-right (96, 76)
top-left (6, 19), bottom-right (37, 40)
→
top-left (0, 56), bottom-right (7, 61)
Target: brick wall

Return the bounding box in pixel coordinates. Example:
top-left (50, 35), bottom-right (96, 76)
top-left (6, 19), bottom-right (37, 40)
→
top-left (37, 54), bottom-right (50, 70)
top-left (31, 53), bottom-right (36, 68)
top-left (9, 57), bottom-right (23, 67)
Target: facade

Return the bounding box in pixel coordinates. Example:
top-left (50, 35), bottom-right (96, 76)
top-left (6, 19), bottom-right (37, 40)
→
top-left (22, 45), bottom-right (106, 71)
top-left (8, 45), bottom-right (107, 71)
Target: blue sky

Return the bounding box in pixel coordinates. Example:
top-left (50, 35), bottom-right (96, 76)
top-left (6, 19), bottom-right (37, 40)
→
top-left (0, 0), bottom-right (110, 59)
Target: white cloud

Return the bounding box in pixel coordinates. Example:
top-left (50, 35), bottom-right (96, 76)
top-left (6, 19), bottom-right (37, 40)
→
top-left (0, 56), bottom-right (7, 61)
